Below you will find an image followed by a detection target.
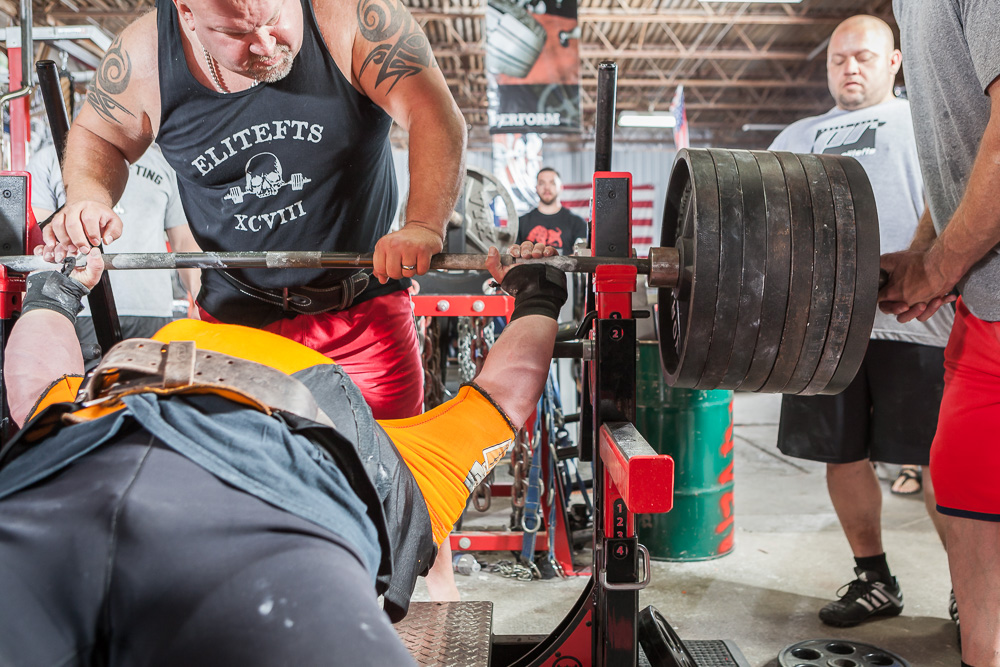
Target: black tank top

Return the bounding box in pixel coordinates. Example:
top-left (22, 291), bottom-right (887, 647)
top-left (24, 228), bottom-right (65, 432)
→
top-left (156, 0), bottom-right (402, 325)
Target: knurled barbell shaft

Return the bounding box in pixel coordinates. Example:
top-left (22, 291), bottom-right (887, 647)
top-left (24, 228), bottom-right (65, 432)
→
top-left (1, 248), bottom-right (682, 287)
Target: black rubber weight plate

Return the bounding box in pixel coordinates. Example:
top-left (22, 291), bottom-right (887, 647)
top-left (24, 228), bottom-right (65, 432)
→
top-left (638, 606), bottom-right (697, 667)
top-left (781, 154), bottom-right (838, 395)
top-left (660, 149), bottom-right (721, 388)
top-left (697, 149), bottom-right (745, 390)
top-left (758, 152), bottom-right (815, 393)
top-left (721, 150), bottom-right (768, 389)
top-left (803, 155), bottom-right (858, 395)
top-left (822, 155), bottom-right (880, 395)
top-left (778, 638), bottom-right (911, 667)
top-left (658, 163), bottom-right (694, 380)
top-left (739, 150), bottom-right (792, 391)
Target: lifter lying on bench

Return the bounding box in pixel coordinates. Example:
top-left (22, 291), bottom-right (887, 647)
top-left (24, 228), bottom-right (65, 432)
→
top-left (0, 241), bottom-right (565, 667)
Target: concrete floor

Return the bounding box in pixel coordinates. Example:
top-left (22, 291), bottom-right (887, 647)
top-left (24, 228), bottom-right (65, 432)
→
top-left (411, 392), bottom-right (958, 666)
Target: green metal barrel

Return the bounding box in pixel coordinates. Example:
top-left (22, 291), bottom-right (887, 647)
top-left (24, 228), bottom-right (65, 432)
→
top-left (636, 341), bottom-right (735, 561)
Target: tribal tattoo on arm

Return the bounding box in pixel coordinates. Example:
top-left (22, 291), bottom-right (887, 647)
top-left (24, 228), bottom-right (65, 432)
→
top-left (357, 0), bottom-right (437, 94)
top-left (86, 36), bottom-right (137, 125)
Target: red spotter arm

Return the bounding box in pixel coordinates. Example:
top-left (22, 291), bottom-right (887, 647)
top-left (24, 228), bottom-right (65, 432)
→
top-left (599, 422), bottom-right (674, 538)
top-left (411, 294), bottom-right (514, 319)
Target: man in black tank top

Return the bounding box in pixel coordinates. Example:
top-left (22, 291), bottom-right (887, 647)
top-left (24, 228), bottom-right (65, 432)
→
top-left (40, 0), bottom-right (468, 600)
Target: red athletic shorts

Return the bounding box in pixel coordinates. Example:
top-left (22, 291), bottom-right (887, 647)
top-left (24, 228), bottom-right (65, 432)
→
top-left (202, 292), bottom-right (423, 420)
top-left (931, 298), bottom-right (1000, 521)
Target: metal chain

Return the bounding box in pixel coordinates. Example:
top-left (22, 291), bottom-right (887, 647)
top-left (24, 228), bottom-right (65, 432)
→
top-left (418, 316), bottom-right (446, 410)
top-left (510, 428), bottom-right (531, 510)
top-left (473, 318), bottom-right (494, 378)
top-left (508, 426), bottom-right (532, 533)
top-left (482, 317), bottom-right (496, 347)
top-left (457, 316), bottom-right (495, 383)
top-left (472, 470), bottom-right (493, 512)
top-left (457, 317), bottom-right (474, 381)
top-left (489, 559), bottom-right (538, 582)
top-left (459, 316), bottom-right (497, 508)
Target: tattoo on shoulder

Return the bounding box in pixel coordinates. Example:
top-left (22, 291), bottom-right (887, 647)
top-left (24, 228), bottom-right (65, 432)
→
top-left (357, 0), bottom-right (437, 94)
top-left (86, 36), bottom-right (137, 125)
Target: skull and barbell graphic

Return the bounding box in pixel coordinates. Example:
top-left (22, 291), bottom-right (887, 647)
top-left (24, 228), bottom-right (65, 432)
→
top-left (224, 152), bottom-right (312, 205)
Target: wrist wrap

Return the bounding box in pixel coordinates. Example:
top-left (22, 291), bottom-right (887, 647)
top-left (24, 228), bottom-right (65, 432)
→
top-left (500, 264), bottom-right (568, 322)
top-left (22, 271), bottom-right (90, 324)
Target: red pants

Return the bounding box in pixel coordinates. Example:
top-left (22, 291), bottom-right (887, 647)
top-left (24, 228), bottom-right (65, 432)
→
top-left (931, 298), bottom-right (1000, 520)
top-left (202, 292), bottom-right (423, 420)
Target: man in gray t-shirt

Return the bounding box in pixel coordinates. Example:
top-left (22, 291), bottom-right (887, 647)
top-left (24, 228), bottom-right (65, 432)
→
top-left (887, 1), bottom-right (1000, 661)
top-left (29, 144), bottom-right (201, 367)
top-left (771, 14), bottom-right (952, 630)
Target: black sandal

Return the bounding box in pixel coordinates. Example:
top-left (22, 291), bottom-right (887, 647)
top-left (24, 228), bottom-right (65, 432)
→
top-left (890, 466), bottom-right (922, 496)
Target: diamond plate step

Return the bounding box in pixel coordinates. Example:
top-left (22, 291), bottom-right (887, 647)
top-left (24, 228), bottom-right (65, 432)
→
top-left (396, 601), bottom-right (493, 666)
top-left (640, 639), bottom-right (751, 667)
top-left (687, 639), bottom-right (752, 666)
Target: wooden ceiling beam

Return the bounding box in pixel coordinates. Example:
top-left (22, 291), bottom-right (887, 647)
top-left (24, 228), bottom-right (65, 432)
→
top-left (475, 9), bottom-right (845, 24)
top-left (433, 45), bottom-right (818, 60)
top-left (43, 8), bottom-right (867, 25)
top-left (443, 76), bottom-right (827, 89)
top-left (46, 8), bottom-right (142, 19)
top-left (418, 9), bottom-right (854, 25)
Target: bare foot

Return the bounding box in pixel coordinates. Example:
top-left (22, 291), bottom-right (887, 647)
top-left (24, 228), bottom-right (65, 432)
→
top-left (890, 465), bottom-right (922, 496)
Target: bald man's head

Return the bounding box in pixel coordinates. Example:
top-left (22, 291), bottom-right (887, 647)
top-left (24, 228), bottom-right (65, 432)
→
top-left (175, 0), bottom-right (302, 84)
top-left (826, 15), bottom-right (901, 111)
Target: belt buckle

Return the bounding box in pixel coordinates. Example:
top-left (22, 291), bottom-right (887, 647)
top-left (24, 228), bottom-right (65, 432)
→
top-left (282, 288), bottom-right (312, 312)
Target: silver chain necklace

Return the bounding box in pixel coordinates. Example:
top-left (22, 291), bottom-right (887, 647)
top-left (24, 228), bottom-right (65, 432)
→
top-left (202, 46), bottom-right (257, 93)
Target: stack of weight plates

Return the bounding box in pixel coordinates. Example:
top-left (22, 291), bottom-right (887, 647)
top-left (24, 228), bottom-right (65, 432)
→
top-left (657, 148), bottom-right (880, 395)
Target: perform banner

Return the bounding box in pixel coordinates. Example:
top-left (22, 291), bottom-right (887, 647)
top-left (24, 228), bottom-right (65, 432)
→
top-left (485, 0), bottom-right (581, 134)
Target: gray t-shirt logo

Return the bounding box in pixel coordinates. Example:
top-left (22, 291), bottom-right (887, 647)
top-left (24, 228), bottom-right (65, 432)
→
top-left (813, 119), bottom-right (886, 157)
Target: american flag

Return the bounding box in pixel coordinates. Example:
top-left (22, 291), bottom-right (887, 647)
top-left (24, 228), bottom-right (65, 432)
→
top-left (671, 85), bottom-right (689, 150)
top-left (559, 182), bottom-right (657, 257)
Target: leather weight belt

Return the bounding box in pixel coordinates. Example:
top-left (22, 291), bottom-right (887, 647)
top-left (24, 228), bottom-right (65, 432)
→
top-left (78, 339), bottom-right (336, 429)
top-left (219, 270), bottom-right (371, 314)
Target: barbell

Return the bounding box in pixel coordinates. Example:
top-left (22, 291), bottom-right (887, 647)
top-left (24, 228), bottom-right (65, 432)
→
top-left (0, 248), bottom-right (676, 280)
top-left (4, 148), bottom-right (880, 397)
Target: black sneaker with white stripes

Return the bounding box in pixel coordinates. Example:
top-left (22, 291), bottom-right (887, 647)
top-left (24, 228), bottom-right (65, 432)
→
top-left (818, 568), bottom-right (904, 627)
top-left (949, 589), bottom-right (960, 646)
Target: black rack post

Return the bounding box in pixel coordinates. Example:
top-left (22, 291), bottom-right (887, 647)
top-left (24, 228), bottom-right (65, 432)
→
top-left (36, 60), bottom-right (122, 354)
top-left (594, 61), bottom-right (618, 173)
top-left (581, 62), bottom-right (620, 464)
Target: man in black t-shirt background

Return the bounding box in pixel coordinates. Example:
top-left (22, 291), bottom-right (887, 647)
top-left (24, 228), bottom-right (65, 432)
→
top-left (516, 167), bottom-right (588, 255)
